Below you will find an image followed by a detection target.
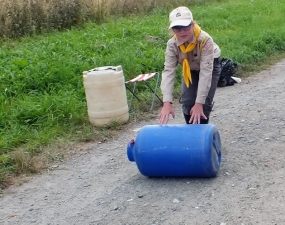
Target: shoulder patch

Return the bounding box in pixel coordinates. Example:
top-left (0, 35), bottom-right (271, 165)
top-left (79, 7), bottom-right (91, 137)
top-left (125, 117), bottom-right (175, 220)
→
top-left (202, 40), bottom-right (213, 51)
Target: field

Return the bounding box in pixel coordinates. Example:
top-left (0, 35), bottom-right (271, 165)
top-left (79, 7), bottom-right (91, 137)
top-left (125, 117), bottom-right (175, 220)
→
top-left (0, 0), bottom-right (285, 187)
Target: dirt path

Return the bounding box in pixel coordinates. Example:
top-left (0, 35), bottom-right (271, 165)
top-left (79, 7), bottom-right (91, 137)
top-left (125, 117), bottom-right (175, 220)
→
top-left (1, 59), bottom-right (285, 225)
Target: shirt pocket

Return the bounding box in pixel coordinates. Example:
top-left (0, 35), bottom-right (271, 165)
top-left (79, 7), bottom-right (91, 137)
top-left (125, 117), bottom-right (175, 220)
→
top-left (190, 57), bottom-right (200, 70)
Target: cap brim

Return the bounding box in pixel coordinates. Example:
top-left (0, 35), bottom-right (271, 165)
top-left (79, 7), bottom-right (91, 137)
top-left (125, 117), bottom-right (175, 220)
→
top-left (169, 19), bottom-right (192, 29)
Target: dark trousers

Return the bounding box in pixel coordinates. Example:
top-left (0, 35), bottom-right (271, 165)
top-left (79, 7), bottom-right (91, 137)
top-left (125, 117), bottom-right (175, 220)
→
top-left (179, 58), bottom-right (221, 124)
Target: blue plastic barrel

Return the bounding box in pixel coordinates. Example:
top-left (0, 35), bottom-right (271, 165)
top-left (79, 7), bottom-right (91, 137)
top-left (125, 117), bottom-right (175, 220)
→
top-left (127, 124), bottom-right (222, 177)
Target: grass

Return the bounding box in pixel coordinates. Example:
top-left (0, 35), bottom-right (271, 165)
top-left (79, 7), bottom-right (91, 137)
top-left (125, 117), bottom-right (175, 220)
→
top-left (1, 0), bottom-right (285, 187)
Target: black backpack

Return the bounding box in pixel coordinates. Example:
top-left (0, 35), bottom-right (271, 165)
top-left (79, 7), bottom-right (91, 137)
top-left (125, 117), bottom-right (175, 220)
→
top-left (217, 58), bottom-right (238, 87)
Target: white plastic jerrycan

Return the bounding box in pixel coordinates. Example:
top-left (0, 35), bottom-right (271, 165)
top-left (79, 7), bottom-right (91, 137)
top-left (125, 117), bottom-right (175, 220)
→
top-left (83, 65), bottom-right (129, 126)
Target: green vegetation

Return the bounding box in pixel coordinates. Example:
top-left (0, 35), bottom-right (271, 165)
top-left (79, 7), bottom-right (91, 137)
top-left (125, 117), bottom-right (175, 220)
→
top-left (0, 0), bottom-right (202, 39)
top-left (1, 0), bottom-right (285, 187)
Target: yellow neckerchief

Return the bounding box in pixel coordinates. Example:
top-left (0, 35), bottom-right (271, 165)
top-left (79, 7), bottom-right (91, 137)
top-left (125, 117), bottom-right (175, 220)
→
top-left (174, 24), bottom-right (205, 87)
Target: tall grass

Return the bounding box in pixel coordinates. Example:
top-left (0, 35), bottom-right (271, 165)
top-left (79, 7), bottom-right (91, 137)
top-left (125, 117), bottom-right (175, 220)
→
top-left (1, 0), bottom-right (285, 186)
top-left (0, 0), bottom-right (206, 39)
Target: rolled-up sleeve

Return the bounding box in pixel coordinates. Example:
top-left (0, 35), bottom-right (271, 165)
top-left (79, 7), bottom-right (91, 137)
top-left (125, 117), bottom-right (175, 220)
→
top-left (196, 38), bottom-right (214, 104)
top-left (161, 39), bottom-right (178, 103)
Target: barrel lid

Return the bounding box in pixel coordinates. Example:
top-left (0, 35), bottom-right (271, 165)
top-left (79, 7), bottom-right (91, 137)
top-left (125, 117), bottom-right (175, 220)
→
top-left (88, 65), bottom-right (122, 72)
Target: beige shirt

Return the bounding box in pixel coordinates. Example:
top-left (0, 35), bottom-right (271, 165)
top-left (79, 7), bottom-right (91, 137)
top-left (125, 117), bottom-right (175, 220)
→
top-left (161, 30), bottom-right (221, 104)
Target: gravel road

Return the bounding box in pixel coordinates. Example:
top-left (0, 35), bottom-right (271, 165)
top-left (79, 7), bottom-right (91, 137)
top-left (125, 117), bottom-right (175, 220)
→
top-left (1, 59), bottom-right (285, 225)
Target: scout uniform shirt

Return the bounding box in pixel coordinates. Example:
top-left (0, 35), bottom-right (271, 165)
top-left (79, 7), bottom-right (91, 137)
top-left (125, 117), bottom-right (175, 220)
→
top-left (161, 29), bottom-right (221, 104)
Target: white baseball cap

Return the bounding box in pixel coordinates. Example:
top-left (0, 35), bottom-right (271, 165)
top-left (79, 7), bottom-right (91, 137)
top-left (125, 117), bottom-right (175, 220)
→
top-left (169, 6), bottom-right (193, 29)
